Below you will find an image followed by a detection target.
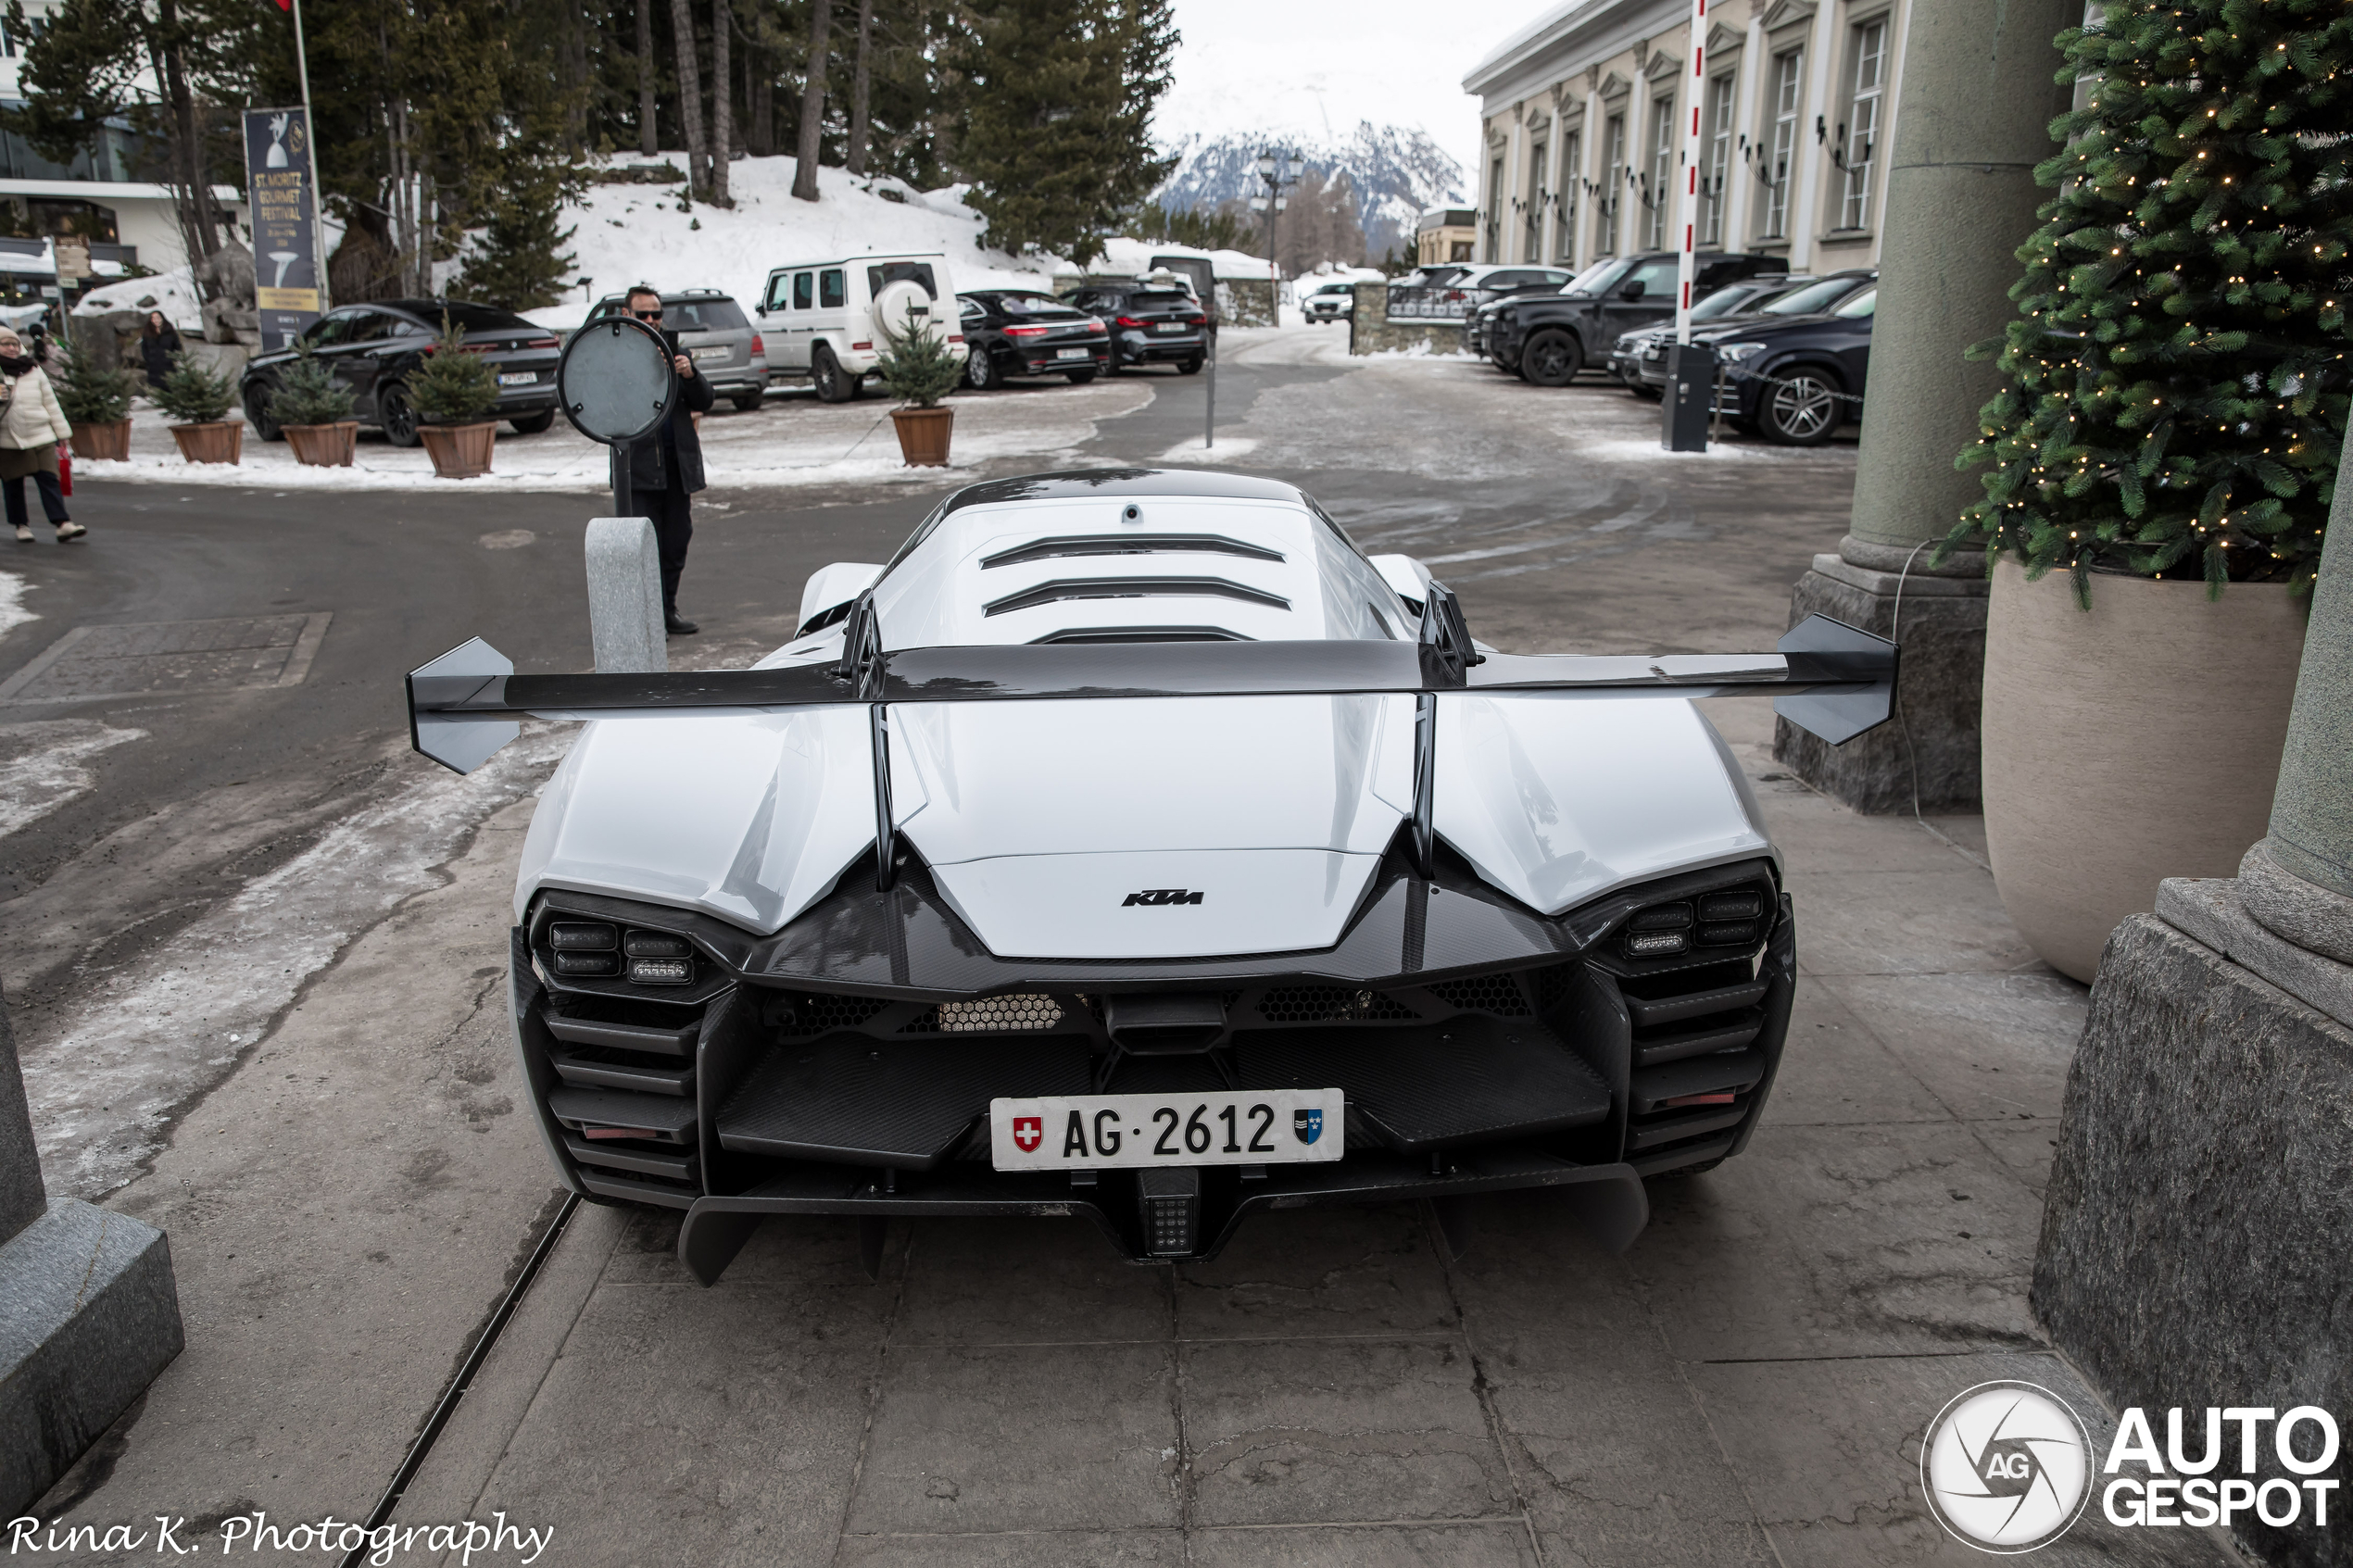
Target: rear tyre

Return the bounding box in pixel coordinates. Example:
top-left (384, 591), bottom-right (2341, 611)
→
top-left (508, 410), bottom-right (556, 434)
top-left (1759, 368), bottom-right (1843, 445)
top-left (730, 389), bottom-right (764, 412)
top-left (965, 347), bottom-right (1003, 390)
top-left (243, 383), bottom-right (283, 443)
top-left (379, 384), bottom-right (421, 447)
top-left (812, 345), bottom-right (855, 404)
top-left (1177, 354), bottom-right (1204, 375)
top-left (1519, 330), bottom-right (1583, 387)
top-left (1063, 368), bottom-right (1098, 385)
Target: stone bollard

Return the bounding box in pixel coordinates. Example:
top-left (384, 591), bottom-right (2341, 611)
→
top-left (0, 983), bottom-right (183, 1514)
top-left (585, 516), bottom-right (668, 674)
top-left (2034, 428), bottom-right (2353, 1567)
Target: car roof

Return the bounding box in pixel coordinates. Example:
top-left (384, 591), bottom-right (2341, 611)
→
top-left (940, 468), bottom-right (1307, 516)
top-left (598, 288), bottom-right (737, 304)
top-left (764, 253), bottom-right (946, 272)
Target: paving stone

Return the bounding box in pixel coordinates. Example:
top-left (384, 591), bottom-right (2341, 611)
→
top-left (1783, 870), bottom-right (2043, 976)
top-left (1187, 1521), bottom-right (1541, 1566)
top-left (895, 1218), bottom-right (1171, 1346)
top-left (1176, 1203), bottom-right (1457, 1341)
top-left (1767, 977), bottom-right (1954, 1127)
top-left (1632, 1122), bottom-right (2042, 1361)
top-left (1823, 971), bottom-right (2089, 1123)
top-left (846, 1341), bottom-right (1179, 1535)
top-left (834, 1528), bottom-right (1186, 1566)
top-left (1966, 1117), bottom-right (2064, 1201)
top-left (1181, 1337), bottom-right (1510, 1527)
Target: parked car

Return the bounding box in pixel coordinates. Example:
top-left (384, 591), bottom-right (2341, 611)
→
top-left (1605, 274), bottom-right (1824, 393)
top-left (754, 251), bottom-right (966, 403)
top-left (585, 289), bottom-right (768, 411)
top-left (240, 299), bottom-right (560, 446)
top-left (1613, 272), bottom-right (1874, 402)
top-left (956, 291), bottom-right (1111, 387)
top-left (1302, 281), bottom-right (1360, 322)
top-left (1060, 281), bottom-right (1209, 373)
top-left (1705, 279), bottom-right (1879, 445)
top-left (1478, 252), bottom-right (1789, 384)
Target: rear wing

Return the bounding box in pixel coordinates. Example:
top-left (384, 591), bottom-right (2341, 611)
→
top-left (407, 585), bottom-right (1895, 884)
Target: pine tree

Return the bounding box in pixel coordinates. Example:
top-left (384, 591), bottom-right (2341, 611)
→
top-left (461, 177), bottom-right (579, 311)
top-left (948, 0), bottom-right (1177, 265)
top-left (1942, 0), bottom-right (2353, 603)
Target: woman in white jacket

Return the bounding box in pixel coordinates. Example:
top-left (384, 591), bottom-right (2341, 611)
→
top-left (0, 326), bottom-right (82, 543)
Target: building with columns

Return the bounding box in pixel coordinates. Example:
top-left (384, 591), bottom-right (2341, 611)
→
top-left (1463, 0), bottom-right (1913, 274)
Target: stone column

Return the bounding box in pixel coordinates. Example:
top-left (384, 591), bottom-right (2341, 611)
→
top-left (2034, 433), bottom-right (2353, 1568)
top-left (0, 983), bottom-right (184, 1513)
top-left (1773, 0), bottom-right (2081, 812)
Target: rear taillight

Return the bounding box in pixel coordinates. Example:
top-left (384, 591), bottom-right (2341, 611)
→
top-left (1188, 314), bottom-right (1206, 326)
top-left (851, 341), bottom-right (873, 351)
top-left (1087, 320), bottom-right (1106, 333)
top-left (749, 333), bottom-right (765, 355)
top-left (525, 336), bottom-right (559, 348)
top-left (1005, 325), bottom-right (1050, 338)
top-left (1114, 315), bottom-right (1142, 328)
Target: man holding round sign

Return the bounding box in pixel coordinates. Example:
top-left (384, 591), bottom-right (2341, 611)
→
top-left (618, 285), bottom-right (715, 635)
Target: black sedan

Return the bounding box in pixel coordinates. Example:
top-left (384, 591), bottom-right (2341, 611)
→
top-left (956, 291), bottom-right (1111, 388)
top-left (1703, 279), bottom-right (1878, 445)
top-left (1059, 282), bottom-right (1207, 373)
top-left (241, 299), bottom-right (561, 446)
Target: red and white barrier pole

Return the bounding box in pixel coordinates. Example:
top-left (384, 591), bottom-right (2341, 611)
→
top-left (1675, 0), bottom-right (1707, 345)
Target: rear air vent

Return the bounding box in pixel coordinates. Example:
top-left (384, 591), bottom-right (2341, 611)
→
top-left (983, 577), bottom-right (1291, 618)
top-left (1256, 985), bottom-right (1418, 1023)
top-left (900, 994), bottom-right (1067, 1034)
top-left (980, 534), bottom-right (1287, 570)
top-left (1424, 973), bottom-right (1533, 1016)
top-left (779, 994), bottom-right (892, 1036)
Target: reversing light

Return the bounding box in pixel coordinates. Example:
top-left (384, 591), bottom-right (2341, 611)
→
top-left (1624, 902), bottom-right (1694, 959)
top-left (628, 957), bottom-right (694, 985)
top-left (1626, 931), bottom-right (1690, 958)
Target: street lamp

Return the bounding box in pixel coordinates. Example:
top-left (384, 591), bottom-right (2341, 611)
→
top-left (1248, 147), bottom-right (1297, 324)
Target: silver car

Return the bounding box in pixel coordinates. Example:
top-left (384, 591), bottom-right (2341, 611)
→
top-left (585, 289), bottom-right (770, 411)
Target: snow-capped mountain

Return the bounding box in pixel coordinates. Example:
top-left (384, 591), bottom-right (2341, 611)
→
top-left (1155, 123), bottom-right (1467, 259)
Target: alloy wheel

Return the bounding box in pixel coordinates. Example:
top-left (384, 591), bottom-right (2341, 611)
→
top-left (1765, 373), bottom-right (1841, 445)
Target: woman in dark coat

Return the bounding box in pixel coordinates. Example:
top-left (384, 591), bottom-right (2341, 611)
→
top-left (139, 310), bottom-right (181, 387)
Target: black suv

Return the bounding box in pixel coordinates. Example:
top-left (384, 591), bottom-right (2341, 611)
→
top-left (1481, 252), bottom-right (1787, 386)
top-left (242, 299), bottom-right (560, 445)
top-left (1700, 274), bottom-right (1879, 445)
top-left (584, 289), bottom-right (767, 411)
top-left (957, 291), bottom-right (1111, 387)
top-left (1059, 282), bottom-right (1207, 373)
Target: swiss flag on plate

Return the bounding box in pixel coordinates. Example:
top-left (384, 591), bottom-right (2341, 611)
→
top-left (1012, 1116), bottom-right (1042, 1154)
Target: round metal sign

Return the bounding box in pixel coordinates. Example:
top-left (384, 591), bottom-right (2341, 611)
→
top-left (556, 315), bottom-right (676, 445)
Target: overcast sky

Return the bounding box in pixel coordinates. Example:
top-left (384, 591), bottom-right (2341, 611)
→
top-left (1156, 0), bottom-right (1536, 173)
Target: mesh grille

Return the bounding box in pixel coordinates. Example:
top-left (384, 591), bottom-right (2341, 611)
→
top-left (1256, 985), bottom-right (1418, 1023)
top-left (1531, 963), bottom-right (1579, 1015)
top-left (1426, 973), bottom-right (1532, 1016)
top-left (784, 994), bottom-right (890, 1035)
top-left (900, 994), bottom-right (1066, 1034)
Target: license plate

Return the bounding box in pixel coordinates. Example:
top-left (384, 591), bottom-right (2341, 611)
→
top-left (691, 346), bottom-right (731, 361)
top-left (991, 1088), bottom-right (1344, 1171)
top-left (1154, 321), bottom-right (1186, 333)
top-left (1055, 346), bottom-right (1090, 359)
top-left (497, 371), bottom-right (537, 386)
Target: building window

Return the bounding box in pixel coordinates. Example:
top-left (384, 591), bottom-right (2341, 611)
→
top-left (1557, 131), bottom-right (1581, 260)
top-left (1839, 19), bottom-right (1887, 230)
top-left (1598, 111), bottom-right (1626, 257)
top-left (1702, 75), bottom-right (1735, 246)
top-left (1487, 155), bottom-right (1504, 261)
top-left (1762, 49), bottom-right (1803, 240)
top-left (1644, 94), bottom-right (1676, 251)
top-left (1525, 142), bottom-right (1548, 261)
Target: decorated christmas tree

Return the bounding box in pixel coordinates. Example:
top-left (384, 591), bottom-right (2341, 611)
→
top-left (1942, 0), bottom-right (2353, 604)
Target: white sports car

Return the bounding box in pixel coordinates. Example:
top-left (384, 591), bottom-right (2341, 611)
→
top-left (405, 470), bottom-right (1894, 1282)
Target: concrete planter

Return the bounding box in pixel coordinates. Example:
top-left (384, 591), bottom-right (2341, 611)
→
top-left (1982, 556), bottom-right (2307, 981)
top-left (891, 405), bottom-right (954, 467)
top-left (283, 420), bottom-right (359, 468)
top-left (419, 420), bottom-right (497, 479)
top-left (68, 420), bottom-right (131, 461)
top-left (169, 420), bottom-right (241, 465)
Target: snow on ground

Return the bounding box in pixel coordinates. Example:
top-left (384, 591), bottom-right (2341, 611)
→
top-left (0, 720), bottom-right (145, 841)
top-left (521, 155), bottom-right (1056, 331)
top-left (0, 566), bottom-right (32, 634)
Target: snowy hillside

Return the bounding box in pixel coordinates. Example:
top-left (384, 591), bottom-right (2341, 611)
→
top-left (1155, 124), bottom-right (1467, 258)
top-left (516, 155), bottom-right (1055, 328)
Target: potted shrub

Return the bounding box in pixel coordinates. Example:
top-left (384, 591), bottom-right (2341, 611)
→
top-left (1935, 0), bottom-right (2337, 981)
top-left (55, 345), bottom-right (139, 460)
top-left (875, 306), bottom-right (963, 467)
top-left (408, 310), bottom-right (499, 478)
top-left (153, 351), bottom-right (241, 464)
top-left (268, 344), bottom-right (359, 467)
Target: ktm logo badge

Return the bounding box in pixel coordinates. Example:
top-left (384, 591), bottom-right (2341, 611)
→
top-left (1122, 889), bottom-right (1204, 907)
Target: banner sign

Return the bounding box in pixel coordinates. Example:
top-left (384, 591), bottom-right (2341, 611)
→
top-left (243, 107), bottom-right (322, 350)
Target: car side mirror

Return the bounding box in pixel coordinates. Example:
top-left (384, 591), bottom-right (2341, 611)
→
top-left (1619, 280), bottom-right (1646, 300)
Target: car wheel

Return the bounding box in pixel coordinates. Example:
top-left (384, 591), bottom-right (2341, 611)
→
top-left (1063, 368), bottom-right (1098, 385)
top-left (812, 345), bottom-right (856, 404)
top-left (1519, 330), bottom-right (1582, 387)
top-left (965, 348), bottom-right (1003, 390)
top-left (243, 383), bottom-right (283, 443)
top-left (730, 389), bottom-right (764, 413)
top-left (1177, 355), bottom-right (1204, 375)
top-left (508, 410), bottom-right (556, 434)
top-left (379, 384), bottom-right (421, 447)
top-left (1760, 368), bottom-right (1843, 445)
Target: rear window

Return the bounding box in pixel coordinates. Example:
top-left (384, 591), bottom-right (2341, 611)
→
top-left (666, 297), bottom-right (747, 331)
top-left (1129, 291), bottom-right (1192, 310)
top-left (868, 261), bottom-right (938, 299)
top-left (434, 303), bottom-right (535, 333)
top-left (996, 295), bottom-right (1080, 318)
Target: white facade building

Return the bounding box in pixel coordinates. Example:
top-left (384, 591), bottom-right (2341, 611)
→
top-left (1463, 0), bottom-right (1912, 274)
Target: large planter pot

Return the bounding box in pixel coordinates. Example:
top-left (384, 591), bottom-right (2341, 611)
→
top-left (283, 420), bottom-right (359, 468)
top-left (1982, 556), bottom-right (2308, 982)
top-left (890, 405), bottom-right (954, 467)
top-left (169, 420), bottom-right (241, 465)
top-left (69, 420), bottom-right (131, 461)
top-left (419, 420), bottom-right (497, 480)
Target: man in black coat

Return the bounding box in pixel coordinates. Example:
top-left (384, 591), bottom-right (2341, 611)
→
top-left (618, 286), bottom-right (717, 635)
